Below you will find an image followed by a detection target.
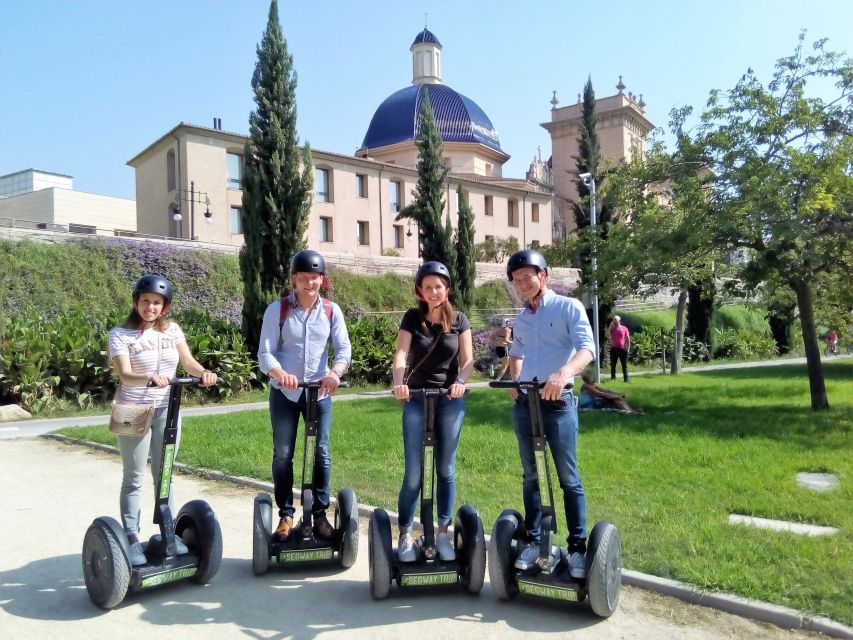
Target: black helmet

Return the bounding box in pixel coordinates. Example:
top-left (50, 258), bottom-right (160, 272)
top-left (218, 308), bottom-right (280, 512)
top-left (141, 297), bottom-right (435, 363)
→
top-left (291, 249), bottom-right (326, 274)
top-left (415, 261), bottom-right (452, 287)
top-left (133, 274), bottom-right (173, 302)
top-left (507, 250), bottom-right (548, 280)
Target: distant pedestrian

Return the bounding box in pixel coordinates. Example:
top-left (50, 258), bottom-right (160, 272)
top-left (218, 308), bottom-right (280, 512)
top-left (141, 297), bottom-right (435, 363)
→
top-left (608, 316), bottom-right (631, 382)
top-left (492, 318), bottom-right (513, 380)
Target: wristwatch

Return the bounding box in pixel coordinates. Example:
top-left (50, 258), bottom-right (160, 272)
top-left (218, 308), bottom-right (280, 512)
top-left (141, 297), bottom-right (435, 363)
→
top-left (456, 377), bottom-right (466, 385)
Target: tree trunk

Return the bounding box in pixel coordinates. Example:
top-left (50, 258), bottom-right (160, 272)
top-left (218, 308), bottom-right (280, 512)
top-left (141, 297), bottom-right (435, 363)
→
top-left (671, 288), bottom-right (687, 374)
top-left (792, 277), bottom-right (829, 410)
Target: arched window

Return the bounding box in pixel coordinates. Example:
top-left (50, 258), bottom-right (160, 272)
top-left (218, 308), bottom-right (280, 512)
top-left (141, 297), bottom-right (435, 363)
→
top-left (166, 150), bottom-right (176, 192)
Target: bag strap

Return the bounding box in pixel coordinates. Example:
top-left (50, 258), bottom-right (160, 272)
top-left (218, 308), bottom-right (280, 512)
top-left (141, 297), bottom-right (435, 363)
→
top-left (278, 294), bottom-right (334, 352)
top-left (115, 330), bottom-right (162, 401)
top-left (405, 328), bottom-right (443, 385)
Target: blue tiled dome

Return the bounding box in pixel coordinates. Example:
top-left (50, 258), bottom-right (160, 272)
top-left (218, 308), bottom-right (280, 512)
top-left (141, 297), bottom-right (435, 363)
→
top-left (412, 28), bottom-right (441, 47)
top-left (362, 84), bottom-right (503, 153)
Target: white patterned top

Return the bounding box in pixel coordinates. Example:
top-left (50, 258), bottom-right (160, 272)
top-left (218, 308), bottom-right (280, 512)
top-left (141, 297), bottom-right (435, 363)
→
top-left (108, 323), bottom-right (186, 408)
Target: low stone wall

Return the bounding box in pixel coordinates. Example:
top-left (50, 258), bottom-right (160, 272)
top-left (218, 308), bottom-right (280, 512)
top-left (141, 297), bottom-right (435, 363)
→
top-left (323, 252), bottom-right (581, 290)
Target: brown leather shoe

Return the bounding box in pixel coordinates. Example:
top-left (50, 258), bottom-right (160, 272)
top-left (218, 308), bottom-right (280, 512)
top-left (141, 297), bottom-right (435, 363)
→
top-left (313, 511), bottom-right (334, 540)
top-left (274, 515), bottom-right (294, 541)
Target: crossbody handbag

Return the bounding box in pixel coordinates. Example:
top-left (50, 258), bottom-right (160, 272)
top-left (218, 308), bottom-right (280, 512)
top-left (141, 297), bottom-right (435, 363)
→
top-left (404, 312), bottom-right (460, 385)
top-left (109, 332), bottom-right (162, 437)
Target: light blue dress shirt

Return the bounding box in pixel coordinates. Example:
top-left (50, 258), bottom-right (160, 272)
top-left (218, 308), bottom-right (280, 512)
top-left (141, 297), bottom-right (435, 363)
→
top-left (258, 293), bottom-right (352, 402)
top-left (508, 288), bottom-right (596, 384)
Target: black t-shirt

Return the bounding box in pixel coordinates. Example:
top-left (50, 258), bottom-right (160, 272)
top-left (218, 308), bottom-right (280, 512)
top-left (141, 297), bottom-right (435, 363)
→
top-left (400, 308), bottom-right (471, 389)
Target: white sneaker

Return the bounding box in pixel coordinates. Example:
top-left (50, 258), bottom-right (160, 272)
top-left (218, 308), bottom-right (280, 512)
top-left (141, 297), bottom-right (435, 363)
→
top-left (514, 541), bottom-right (540, 570)
top-left (397, 533), bottom-right (416, 562)
top-left (128, 541), bottom-right (147, 567)
top-left (174, 535), bottom-right (189, 555)
top-left (436, 532), bottom-right (455, 562)
top-left (568, 551), bottom-right (586, 579)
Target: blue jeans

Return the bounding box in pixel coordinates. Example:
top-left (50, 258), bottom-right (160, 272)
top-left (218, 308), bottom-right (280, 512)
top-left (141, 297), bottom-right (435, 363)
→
top-left (397, 395), bottom-right (464, 531)
top-left (270, 389), bottom-right (332, 518)
top-left (513, 392), bottom-right (587, 552)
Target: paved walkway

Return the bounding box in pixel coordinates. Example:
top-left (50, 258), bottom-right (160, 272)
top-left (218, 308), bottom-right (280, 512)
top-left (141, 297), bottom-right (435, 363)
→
top-left (0, 438), bottom-right (839, 640)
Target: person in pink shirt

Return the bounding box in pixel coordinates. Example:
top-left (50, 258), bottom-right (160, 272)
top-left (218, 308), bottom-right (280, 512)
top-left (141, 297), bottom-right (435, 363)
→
top-left (608, 316), bottom-right (631, 382)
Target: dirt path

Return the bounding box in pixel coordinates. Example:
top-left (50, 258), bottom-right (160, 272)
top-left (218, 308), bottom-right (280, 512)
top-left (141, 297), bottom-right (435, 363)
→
top-left (0, 438), bottom-right (832, 640)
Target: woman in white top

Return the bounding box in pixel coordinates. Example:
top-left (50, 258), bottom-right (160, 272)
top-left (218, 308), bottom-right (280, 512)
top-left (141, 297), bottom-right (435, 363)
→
top-left (108, 274), bottom-right (217, 566)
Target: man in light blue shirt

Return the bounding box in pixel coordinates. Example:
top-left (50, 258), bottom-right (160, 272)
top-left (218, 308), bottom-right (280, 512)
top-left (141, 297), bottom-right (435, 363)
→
top-left (258, 250), bottom-right (351, 542)
top-left (505, 249), bottom-right (596, 579)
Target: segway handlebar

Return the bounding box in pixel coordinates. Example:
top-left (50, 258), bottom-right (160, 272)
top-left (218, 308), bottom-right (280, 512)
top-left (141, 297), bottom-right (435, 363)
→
top-left (148, 376), bottom-right (225, 387)
top-left (489, 379), bottom-right (573, 391)
top-left (298, 380), bottom-right (350, 389)
top-left (408, 387), bottom-right (452, 397)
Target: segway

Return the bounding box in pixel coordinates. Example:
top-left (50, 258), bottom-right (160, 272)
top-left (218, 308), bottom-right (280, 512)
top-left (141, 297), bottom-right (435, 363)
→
top-left (82, 376), bottom-right (224, 609)
top-left (487, 379), bottom-right (621, 618)
top-left (253, 381), bottom-right (359, 573)
top-left (368, 387), bottom-right (486, 599)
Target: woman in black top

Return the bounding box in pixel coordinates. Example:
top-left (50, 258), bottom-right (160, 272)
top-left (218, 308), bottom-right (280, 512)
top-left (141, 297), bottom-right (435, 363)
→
top-left (391, 261), bottom-right (474, 563)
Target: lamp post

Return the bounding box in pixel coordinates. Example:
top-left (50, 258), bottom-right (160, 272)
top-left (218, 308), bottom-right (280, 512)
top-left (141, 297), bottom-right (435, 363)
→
top-left (579, 172), bottom-right (600, 383)
top-left (175, 181), bottom-right (213, 240)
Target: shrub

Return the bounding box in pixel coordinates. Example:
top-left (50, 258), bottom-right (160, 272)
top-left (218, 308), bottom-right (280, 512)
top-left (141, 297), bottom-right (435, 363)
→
top-left (347, 315), bottom-right (399, 385)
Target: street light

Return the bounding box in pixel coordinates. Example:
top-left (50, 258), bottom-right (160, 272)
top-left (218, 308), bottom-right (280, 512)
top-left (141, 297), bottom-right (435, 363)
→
top-left (579, 172), bottom-right (600, 383)
top-left (174, 181), bottom-right (213, 240)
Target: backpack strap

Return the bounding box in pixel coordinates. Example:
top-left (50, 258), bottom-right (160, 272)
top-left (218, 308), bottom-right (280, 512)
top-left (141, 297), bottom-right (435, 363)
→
top-left (277, 295), bottom-right (334, 352)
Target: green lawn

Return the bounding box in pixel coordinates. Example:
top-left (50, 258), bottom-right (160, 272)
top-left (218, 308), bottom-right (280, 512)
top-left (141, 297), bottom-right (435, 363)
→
top-left (62, 361), bottom-right (853, 624)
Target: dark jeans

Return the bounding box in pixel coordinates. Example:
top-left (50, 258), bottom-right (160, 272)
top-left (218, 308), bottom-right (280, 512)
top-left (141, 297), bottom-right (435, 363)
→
top-left (513, 392), bottom-right (586, 553)
top-left (269, 389), bottom-right (332, 518)
top-left (610, 346), bottom-right (629, 381)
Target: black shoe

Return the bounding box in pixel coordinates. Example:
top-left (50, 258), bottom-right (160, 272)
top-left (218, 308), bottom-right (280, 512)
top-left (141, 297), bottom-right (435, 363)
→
top-left (624, 378), bottom-right (632, 383)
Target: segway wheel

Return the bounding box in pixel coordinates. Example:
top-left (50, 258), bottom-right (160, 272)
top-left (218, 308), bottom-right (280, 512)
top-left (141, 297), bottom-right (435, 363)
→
top-left (82, 517), bottom-right (130, 609)
top-left (454, 504), bottom-right (486, 594)
top-left (368, 509), bottom-right (393, 599)
top-left (586, 521), bottom-right (622, 618)
top-left (253, 493), bottom-right (273, 575)
top-left (335, 487), bottom-right (359, 568)
top-left (175, 500), bottom-right (223, 584)
top-left (488, 508), bottom-right (523, 600)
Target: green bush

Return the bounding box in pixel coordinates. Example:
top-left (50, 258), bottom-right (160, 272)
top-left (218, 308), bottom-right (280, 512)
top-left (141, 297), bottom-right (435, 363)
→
top-left (347, 315), bottom-right (398, 385)
top-left (713, 328), bottom-right (778, 360)
top-left (0, 308), bottom-right (260, 414)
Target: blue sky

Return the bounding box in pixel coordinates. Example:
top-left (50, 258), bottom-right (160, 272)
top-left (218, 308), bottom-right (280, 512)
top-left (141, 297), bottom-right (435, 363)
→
top-left (1, 0), bottom-right (850, 200)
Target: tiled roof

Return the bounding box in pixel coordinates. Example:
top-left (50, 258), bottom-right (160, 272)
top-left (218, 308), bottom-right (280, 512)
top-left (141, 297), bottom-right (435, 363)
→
top-left (362, 84), bottom-right (504, 153)
top-left (411, 28), bottom-right (442, 47)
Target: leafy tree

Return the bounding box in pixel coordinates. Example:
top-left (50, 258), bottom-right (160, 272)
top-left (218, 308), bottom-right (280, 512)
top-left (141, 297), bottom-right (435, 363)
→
top-left (601, 109), bottom-right (718, 373)
top-left (396, 87), bottom-right (456, 280)
top-left (454, 184), bottom-right (476, 310)
top-left (700, 33), bottom-right (852, 409)
top-left (474, 236), bottom-right (518, 263)
top-left (686, 280), bottom-right (715, 357)
top-left (240, 0), bottom-right (313, 356)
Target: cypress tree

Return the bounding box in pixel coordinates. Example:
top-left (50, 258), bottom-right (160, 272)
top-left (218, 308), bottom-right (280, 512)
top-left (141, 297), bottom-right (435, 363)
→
top-left (454, 184), bottom-right (476, 310)
top-left (396, 87), bottom-right (455, 274)
top-left (571, 77), bottom-right (615, 354)
top-left (572, 76), bottom-right (601, 230)
top-left (240, 0), bottom-right (313, 355)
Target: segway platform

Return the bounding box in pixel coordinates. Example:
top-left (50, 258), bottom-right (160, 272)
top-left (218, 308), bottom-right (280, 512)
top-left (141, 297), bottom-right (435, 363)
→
top-left (487, 380), bottom-right (622, 618)
top-left (253, 382), bottom-right (358, 573)
top-left (368, 388), bottom-right (486, 599)
top-left (83, 377), bottom-right (224, 609)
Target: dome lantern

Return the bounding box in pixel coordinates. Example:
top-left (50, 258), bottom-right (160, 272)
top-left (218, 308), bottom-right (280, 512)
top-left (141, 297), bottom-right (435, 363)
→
top-left (411, 28), bottom-right (442, 85)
